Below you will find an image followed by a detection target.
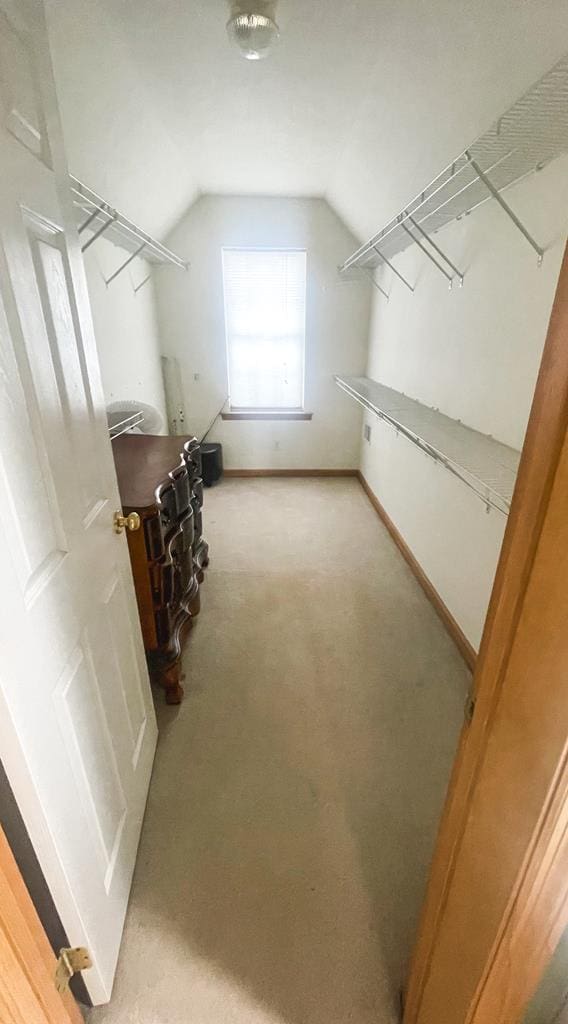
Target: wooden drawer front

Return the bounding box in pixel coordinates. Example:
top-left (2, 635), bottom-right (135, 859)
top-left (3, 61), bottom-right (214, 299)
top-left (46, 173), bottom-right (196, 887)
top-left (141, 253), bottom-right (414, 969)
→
top-left (149, 560), bottom-right (174, 608)
top-left (192, 503), bottom-right (203, 549)
top-left (170, 529), bottom-right (194, 598)
top-left (192, 477), bottom-right (204, 508)
top-left (180, 508), bottom-right (195, 552)
top-left (157, 481), bottom-right (176, 535)
top-left (144, 513), bottom-right (164, 561)
top-left (184, 439), bottom-right (202, 477)
top-left (170, 464), bottom-right (191, 517)
top-left (179, 548), bottom-right (194, 596)
top-left (154, 606), bottom-right (171, 647)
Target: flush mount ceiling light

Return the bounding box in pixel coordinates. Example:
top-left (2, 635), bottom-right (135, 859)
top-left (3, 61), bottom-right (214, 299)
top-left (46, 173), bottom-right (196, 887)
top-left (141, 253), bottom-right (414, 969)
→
top-left (226, 0), bottom-right (280, 60)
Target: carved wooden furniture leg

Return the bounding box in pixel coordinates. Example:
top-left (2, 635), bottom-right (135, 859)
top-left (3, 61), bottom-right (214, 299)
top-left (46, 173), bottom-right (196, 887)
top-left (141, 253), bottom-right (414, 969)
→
top-left (160, 660), bottom-right (184, 705)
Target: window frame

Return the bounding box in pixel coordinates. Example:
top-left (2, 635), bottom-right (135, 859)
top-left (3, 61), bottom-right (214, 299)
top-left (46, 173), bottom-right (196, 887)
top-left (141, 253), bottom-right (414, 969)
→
top-left (221, 246), bottom-right (307, 414)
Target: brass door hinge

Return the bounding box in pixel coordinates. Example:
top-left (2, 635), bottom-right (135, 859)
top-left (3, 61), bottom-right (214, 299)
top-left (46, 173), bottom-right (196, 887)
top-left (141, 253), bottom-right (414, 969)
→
top-left (55, 947), bottom-right (92, 993)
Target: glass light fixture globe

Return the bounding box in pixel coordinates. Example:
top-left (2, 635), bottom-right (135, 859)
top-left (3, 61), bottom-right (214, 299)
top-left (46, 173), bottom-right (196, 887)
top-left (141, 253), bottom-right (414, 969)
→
top-left (226, 11), bottom-right (279, 60)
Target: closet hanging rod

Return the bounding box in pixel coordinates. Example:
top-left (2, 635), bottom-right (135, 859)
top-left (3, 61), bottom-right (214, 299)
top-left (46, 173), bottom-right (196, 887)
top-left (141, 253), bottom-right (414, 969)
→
top-left (339, 53), bottom-right (568, 275)
top-left (69, 177), bottom-right (188, 272)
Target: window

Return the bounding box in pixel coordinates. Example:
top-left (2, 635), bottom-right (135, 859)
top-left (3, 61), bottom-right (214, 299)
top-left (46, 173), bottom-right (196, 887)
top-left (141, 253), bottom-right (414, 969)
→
top-left (222, 248), bottom-right (306, 410)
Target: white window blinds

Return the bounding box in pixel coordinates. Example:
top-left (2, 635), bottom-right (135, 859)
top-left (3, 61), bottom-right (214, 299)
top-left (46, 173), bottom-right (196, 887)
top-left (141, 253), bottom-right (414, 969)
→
top-left (222, 248), bottom-right (306, 409)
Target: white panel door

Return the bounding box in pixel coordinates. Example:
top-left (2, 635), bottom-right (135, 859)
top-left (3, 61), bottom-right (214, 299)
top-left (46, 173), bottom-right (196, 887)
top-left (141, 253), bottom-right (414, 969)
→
top-left (0, 0), bottom-right (157, 1005)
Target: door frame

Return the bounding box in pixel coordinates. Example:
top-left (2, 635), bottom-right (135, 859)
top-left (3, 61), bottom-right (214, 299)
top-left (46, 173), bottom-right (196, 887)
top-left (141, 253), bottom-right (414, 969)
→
top-left (404, 241), bottom-right (568, 1022)
top-left (0, 824), bottom-right (83, 1024)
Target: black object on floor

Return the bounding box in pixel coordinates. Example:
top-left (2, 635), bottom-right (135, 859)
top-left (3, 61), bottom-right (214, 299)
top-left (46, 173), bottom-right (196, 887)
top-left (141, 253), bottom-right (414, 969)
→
top-left (201, 442), bottom-right (223, 486)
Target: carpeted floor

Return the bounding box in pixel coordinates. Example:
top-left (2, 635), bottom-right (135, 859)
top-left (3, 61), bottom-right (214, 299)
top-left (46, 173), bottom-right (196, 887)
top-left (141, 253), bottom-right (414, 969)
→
top-left (88, 477), bottom-right (469, 1024)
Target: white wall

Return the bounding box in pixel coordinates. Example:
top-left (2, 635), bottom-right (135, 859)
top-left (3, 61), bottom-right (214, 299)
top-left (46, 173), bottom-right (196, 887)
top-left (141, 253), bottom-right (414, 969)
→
top-left (156, 196), bottom-right (371, 469)
top-left (327, 3), bottom-right (568, 244)
top-left (360, 155), bottom-right (568, 650)
top-left (83, 237), bottom-right (167, 424)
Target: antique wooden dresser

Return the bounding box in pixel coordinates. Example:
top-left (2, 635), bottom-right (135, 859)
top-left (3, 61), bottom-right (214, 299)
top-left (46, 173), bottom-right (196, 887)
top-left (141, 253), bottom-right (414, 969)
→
top-left (112, 434), bottom-right (208, 704)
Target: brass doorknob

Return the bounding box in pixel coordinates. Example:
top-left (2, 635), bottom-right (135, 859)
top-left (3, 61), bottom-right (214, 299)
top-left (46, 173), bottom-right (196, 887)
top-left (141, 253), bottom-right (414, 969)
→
top-left (114, 510), bottom-right (141, 534)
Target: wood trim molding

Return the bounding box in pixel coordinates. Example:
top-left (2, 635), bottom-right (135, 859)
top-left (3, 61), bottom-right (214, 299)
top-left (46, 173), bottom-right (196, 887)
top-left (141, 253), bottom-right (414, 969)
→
top-left (223, 468), bottom-right (358, 477)
top-left (357, 470), bottom-right (477, 671)
top-left (404, 240), bottom-right (568, 1024)
top-left (470, 735), bottom-right (568, 1023)
top-left (0, 827), bottom-right (83, 1024)
top-left (221, 412), bottom-right (313, 421)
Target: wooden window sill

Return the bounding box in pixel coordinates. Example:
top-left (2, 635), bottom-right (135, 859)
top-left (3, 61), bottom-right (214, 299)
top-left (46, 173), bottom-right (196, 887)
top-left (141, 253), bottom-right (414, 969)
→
top-left (221, 411), bottom-right (313, 421)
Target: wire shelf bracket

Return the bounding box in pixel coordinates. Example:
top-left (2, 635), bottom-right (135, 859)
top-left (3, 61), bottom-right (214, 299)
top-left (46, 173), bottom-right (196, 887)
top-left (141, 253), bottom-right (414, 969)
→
top-left (339, 53), bottom-right (568, 283)
top-left (363, 267), bottom-right (389, 301)
top-left (70, 176), bottom-right (189, 285)
top-left (403, 216), bottom-right (464, 287)
top-left (373, 244), bottom-right (415, 292)
top-left (465, 152), bottom-right (544, 264)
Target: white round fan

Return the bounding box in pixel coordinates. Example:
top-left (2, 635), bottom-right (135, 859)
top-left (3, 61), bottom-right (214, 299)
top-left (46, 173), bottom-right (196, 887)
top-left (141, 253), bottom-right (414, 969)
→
top-left (107, 400), bottom-right (164, 435)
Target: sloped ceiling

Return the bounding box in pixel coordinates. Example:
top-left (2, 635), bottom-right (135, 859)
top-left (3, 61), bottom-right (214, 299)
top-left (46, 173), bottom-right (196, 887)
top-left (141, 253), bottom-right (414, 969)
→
top-left (47, 0), bottom-right (568, 246)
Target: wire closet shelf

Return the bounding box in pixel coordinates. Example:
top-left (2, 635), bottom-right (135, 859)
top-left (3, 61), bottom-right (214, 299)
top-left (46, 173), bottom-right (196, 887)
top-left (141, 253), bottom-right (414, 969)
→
top-left (335, 376), bottom-right (521, 515)
top-left (70, 176), bottom-right (188, 286)
top-left (107, 409), bottom-right (145, 440)
top-left (339, 54), bottom-right (568, 284)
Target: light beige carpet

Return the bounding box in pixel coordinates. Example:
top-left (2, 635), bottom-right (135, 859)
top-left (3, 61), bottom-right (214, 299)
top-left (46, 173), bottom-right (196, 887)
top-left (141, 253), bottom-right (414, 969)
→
top-left (88, 478), bottom-right (469, 1024)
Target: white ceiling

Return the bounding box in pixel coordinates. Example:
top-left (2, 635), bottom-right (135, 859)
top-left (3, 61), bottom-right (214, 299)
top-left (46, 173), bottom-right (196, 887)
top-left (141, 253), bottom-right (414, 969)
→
top-left (47, 0), bottom-right (568, 246)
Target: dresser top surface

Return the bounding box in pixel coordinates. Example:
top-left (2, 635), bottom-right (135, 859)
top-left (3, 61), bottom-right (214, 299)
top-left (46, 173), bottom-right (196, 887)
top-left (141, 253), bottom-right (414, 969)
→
top-left (112, 434), bottom-right (196, 509)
